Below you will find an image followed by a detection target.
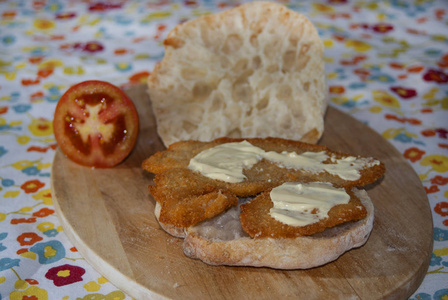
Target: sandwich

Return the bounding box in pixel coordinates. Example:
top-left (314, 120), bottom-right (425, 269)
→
top-left (142, 138), bottom-right (385, 269)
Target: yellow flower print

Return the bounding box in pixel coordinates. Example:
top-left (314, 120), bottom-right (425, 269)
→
top-left (98, 276), bottom-right (108, 284)
top-left (37, 222), bottom-right (54, 232)
top-left (63, 66), bottom-right (85, 75)
top-left (28, 118), bottom-right (53, 137)
top-left (323, 39), bottom-right (334, 48)
top-left (345, 39), bottom-right (372, 52)
top-left (4, 190), bottom-right (20, 198)
top-left (372, 90), bottom-right (401, 108)
top-left (9, 286), bottom-right (48, 300)
top-left (38, 59), bottom-right (63, 70)
top-left (44, 245), bottom-right (57, 259)
top-left (141, 11), bottom-right (171, 23)
top-left (33, 19), bottom-right (55, 31)
top-left (20, 251), bottom-right (37, 260)
top-left (32, 189), bottom-right (52, 205)
top-left (420, 155), bottom-right (448, 173)
top-left (14, 279), bottom-right (28, 289)
top-left (382, 128), bottom-right (402, 139)
top-left (0, 213), bottom-right (6, 222)
top-left (312, 3), bottom-right (335, 13)
top-left (11, 160), bottom-right (34, 170)
top-left (369, 106), bottom-right (383, 113)
top-left (84, 280), bottom-right (102, 292)
top-left (36, 163), bottom-right (51, 170)
top-left (17, 135), bottom-right (31, 145)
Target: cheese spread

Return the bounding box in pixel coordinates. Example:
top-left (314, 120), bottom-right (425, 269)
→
top-left (269, 182), bottom-right (350, 226)
top-left (188, 141), bottom-right (379, 183)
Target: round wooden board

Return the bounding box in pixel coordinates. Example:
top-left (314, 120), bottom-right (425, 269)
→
top-left (51, 85), bottom-right (433, 300)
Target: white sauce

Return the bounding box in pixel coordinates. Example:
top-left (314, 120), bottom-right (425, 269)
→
top-left (188, 141), bottom-right (379, 183)
top-left (269, 182), bottom-right (350, 226)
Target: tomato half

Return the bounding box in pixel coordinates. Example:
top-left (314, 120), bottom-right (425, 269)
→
top-left (53, 80), bottom-right (139, 168)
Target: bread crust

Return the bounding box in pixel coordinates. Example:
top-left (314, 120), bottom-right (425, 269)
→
top-left (183, 189), bottom-right (373, 269)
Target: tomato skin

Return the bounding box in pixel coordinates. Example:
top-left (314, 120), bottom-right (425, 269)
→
top-left (53, 80), bottom-right (139, 168)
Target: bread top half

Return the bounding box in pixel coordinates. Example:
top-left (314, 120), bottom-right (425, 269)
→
top-left (148, 1), bottom-right (328, 147)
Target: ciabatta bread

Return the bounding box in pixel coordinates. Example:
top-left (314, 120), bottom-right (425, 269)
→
top-left (148, 1), bottom-right (327, 147)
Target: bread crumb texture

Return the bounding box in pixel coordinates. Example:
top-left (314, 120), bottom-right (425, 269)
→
top-left (148, 1), bottom-right (327, 146)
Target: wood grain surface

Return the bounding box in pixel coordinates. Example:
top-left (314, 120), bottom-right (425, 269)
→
top-left (51, 85), bottom-right (433, 300)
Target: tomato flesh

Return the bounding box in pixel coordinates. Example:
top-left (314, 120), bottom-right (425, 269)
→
top-left (53, 80), bottom-right (139, 167)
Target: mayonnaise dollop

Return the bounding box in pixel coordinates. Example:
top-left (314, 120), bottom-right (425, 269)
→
top-left (269, 182), bottom-right (350, 226)
top-left (188, 141), bottom-right (379, 183)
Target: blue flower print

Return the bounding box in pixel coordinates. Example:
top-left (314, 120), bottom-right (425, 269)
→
top-left (0, 146), bottom-right (7, 158)
top-left (434, 227), bottom-right (448, 241)
top-left (348, 82), bottom-right (367, 90)
top-left (409, 293), bottom-right (431, 300)
top-left (434, 289), bottom-right (448, 300)
top-left (369, 73), bottom-right (396, 83)
top-left (2, 178), bottom-right (14, 187)
top-left (22, 166), bottom-right (40, 176)
top-left (43, 229), bottom-right (59, 237)
top-left (430, 253), bottom-right (442, 266)
top-left (393, 133), bottom-right (412, 143)
top-left (2, 34), bottom-right (16, 46)
top-left (30, 240), bottom-right (66, 264)
top-left (0, 257), bottom-right (20, 271)
top-left (12, 104), bottom-right (31, 113)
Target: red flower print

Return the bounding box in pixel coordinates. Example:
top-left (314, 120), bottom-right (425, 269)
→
top-left (0, 106), bottom-right (8, 114)
top-left (55, 12), bottom-right (76, 19)
top-left (422, 129), bottom-right (436, 137)
top-left (422, 128), bottom-right (448, 138)
top-left (89, 2), bottom-right (123, 12)
top-left (2, 10), bottom-right (16, 19)
top-left (17, 232), bottom-right (43, 246)
top-left (435, 202), bottom-right (448, 217)
top-left (25, 278), bottom-right (39, 285)
top-left (45, 264), bottom-right (86, 287)
top-left (437, 53), bottom-right (448, 68)
top-left (37, 68), bottom-right (53, 78)
top-left (423, 69), bottom-right (448, 83)
top-left (403, 147), bottom-right (426, 162)
top-left (83, 41), bottom-right (104, 53)
top-left (431, 175), bottom-right (448, 185)
top-left (425, 185), bottom-right (440, 194)
top-left (21, 78), bottom-right (41, 86)
top-left (440, 143), bottom-right (448, 149)
top-left (407, 65), bottom-right (425, 73)
top-left (436, 128), bottom-right (448, 139)
top-left (21, 180), bottom-right (45, 194)
top-left (11, 218), bottom-right (36, 224)
top-left (129, 71), bottom-right (150, 85)
top-left (389, 62), bottom-right (405, 69)
top-left (329, 85), bottom-right (345, 94)
top-left (27, 146), bottom-right (49, 153)
top-left (17, 248), bottom-right (29, 255)
top-left (32, 208), bottom-right (55, 218)
top-left (390, 86), bottom-right (417, 99)
top-left (372, 23), bottom-right (394, 33)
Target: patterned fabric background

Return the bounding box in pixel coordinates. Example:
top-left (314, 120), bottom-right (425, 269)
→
top-left (0, 0), bottom-right (447, 299)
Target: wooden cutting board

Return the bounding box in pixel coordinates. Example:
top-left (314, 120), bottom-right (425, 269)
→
top-left (51, 84), bottom-right (433, 300)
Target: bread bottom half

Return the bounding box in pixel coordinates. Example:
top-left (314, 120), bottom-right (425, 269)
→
top-left (154, 189), bottom-right (374, 269)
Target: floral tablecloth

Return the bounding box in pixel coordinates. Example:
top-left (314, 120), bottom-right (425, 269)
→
top-left (0, 0), bottom-right (447, 299)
